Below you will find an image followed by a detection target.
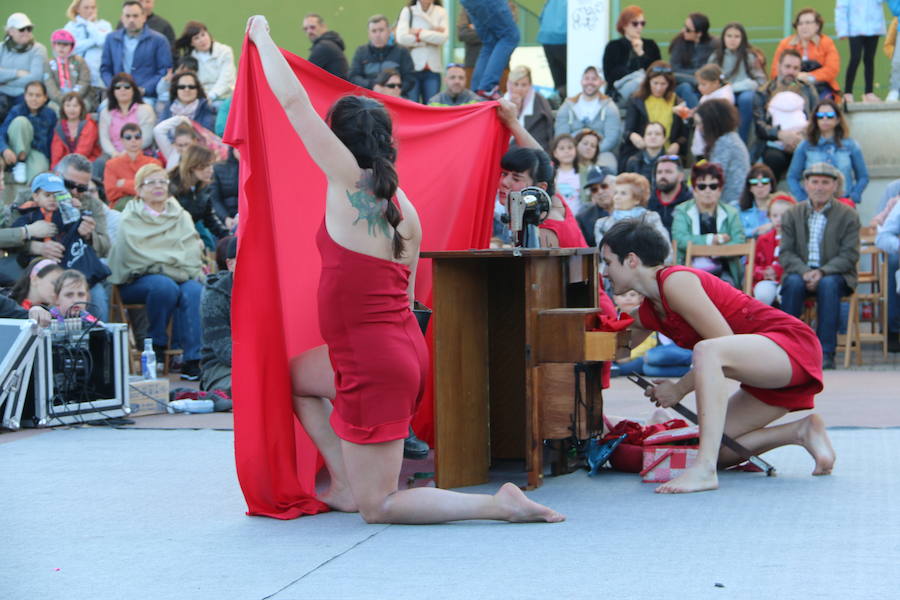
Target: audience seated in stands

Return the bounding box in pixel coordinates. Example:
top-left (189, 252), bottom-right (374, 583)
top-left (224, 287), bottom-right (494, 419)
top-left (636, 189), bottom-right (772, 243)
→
top-left (11, 169), bottom-right (110, 319)
top-left (753, 49), bottom-right (818, 181)
top-left (709, 22), bottom-right (767, 142)
top-left (554, 66), bottom-right (621, 170)
top-left (153, 115), bottom-right (198, 168)
top-left (101, 0), bottom-right (172, 103)
top-left (504, 65), bottom-right (554, 151)
top-left (593, 172), bottom-right (670, 256)
top-left (200, 235), bottom-right (235, 403)
top-left (97, 72), bottom-right (155, 157)
top-left (672, 162), bottom-right (746, 287)
top-left (372, 69), bottom-right (404, 98)
top-left (752, 195), bottom-right (794, 306)
top-left (158, 70), bottom-right (216, 132)
top-left (302, 12), bottom-right (349, 80)
top-left (739, 163), bottom-right (777, 239)
top-left (120, 0), bottom-right (175, 47)
top-left (669, 12), bottom-right (717, 108)
top-left (350, 14), bottom-right (415, 96)
top-left (624, 121), bottom-right (666, 183)
top-left (786, 99), bottom-right (868, 204)
top-left (693, 98), bottom-right (749, 206)
top-left (772, 8), bottom-right (841, 100)
top-left (620, 61), bottom-right (689, 171)
top-left (64, 0), bottom-right (113, 104)
top-left (208, 147), bottom-right (238, 227)
top-left (168, 143), bottom-right (228, 247)
top-left (10, 257), bottom-right (63, 308)
top-left (648, 154), bottom-right (692, 233)
top-left (108, 162), bottom-right (204, 380)
top-left (576, 165), bottom-right (615, 247)
top-left (51, 269), bottom-right (99, 321)
top-left (0, 12), bottom-right (46, 122)
top-left (687, 64), bottom-right (734, 158)
top-left (778, 162), bottom-right (860, 370)
top-left (173, 21), bottom-right (235, 107)
top-left (429, 63), bottom-right (480, 106)
top-left (103, 122), bottom-right (162, 208)
top-left (550, 133), bottom-right (580, 213)
top-left (51, 92), bottom-right (100, 168)
top-left (603, 5), bottom-right (661, 103)
top-left (0, 81), bottom-right (56, 184)
top-left (45, 29), bottom-right (93, 111)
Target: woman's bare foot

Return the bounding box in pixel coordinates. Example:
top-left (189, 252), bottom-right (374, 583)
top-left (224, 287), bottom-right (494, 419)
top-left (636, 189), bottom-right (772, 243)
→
top-left (655, 464), bottom-right (718, 494)
top-left (320, 484), bottom-right (358, 512)
top-left (863, 93), bottom-right (882, 103)
top-left (494, 482), bottom-right (565, 523)
top-left (799, 414), bottom-right (835, 476)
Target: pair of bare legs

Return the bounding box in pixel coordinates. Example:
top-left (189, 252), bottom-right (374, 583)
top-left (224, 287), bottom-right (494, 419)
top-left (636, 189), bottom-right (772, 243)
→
top-left (652, 334), bottom-right (836, 494)
top-left (290, 345), bottom-right (564, 524)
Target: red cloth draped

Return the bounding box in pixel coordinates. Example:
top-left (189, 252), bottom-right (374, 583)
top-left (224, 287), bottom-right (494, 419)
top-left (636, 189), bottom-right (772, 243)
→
top-left (224, 38), bottom-right (508, 519)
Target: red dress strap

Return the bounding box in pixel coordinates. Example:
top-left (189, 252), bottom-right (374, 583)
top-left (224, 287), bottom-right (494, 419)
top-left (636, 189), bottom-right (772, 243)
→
top-left (391, 195), bottom-right (404, 221)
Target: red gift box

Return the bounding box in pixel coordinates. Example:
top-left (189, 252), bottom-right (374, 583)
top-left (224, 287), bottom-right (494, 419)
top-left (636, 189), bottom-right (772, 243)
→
top-left (639, 426), bottom-right (700, 483)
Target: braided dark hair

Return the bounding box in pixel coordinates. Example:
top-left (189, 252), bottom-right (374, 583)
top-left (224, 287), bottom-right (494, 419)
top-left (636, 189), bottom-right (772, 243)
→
top-left (327, 95), bottom-right (405, 258)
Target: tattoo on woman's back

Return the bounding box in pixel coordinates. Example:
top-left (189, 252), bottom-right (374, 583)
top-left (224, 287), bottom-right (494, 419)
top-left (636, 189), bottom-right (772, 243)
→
top-left (346, 176), bottom-right (389, 238)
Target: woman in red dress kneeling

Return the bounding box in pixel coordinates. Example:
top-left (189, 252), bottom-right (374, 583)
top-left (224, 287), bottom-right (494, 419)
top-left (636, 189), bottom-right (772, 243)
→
top-left (249, 16), bottom-right (562, 524)
top-left (599, 217), bottom-right (835, 494)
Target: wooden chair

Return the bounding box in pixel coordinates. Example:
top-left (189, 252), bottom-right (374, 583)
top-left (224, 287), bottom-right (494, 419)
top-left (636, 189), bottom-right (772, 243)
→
top-left (684, 239), bottom-right (757, 295)
top-left (109, 285), bottom-right (183, 375)
top-left (839, 245), bottom-right (889, 367)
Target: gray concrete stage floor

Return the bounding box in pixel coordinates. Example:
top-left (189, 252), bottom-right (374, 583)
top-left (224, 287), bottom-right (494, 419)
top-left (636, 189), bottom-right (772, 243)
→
top-left (1, 370), bottom-right (898, 599)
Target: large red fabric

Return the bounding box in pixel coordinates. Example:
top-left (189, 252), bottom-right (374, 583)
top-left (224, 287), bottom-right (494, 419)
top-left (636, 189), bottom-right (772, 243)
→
top-left (223, 39), bottom-right (509, 518)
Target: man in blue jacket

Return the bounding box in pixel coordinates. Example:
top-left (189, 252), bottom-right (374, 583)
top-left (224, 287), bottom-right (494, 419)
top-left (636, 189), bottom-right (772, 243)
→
top-left (100, 0), bottom-right (171, 102)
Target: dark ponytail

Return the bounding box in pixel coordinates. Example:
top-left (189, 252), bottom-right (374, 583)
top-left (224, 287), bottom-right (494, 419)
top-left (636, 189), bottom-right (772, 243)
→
top-left (328, 95), bottom-right (406, 258)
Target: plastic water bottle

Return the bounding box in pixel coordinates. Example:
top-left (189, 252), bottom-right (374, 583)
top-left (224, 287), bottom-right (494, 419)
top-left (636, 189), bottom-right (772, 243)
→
top-left (168, 399), bottom-right (215, 414)
top-left (141, 338), bottom-right (157, 380)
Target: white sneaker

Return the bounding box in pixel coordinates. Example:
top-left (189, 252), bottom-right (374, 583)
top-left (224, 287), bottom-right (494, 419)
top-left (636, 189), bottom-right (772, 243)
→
top-left (887, 90), bottom-right (900, 102)
top-left (11, 162), bottom-right (26, 184)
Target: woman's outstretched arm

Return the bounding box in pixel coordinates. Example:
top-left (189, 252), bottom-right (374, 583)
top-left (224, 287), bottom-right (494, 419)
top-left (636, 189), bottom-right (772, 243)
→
top-left (246, 16), bottom-right (360, 185)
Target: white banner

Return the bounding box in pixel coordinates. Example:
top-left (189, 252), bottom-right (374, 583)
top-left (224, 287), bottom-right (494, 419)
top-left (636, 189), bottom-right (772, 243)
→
top-left (566, 0), bottom-right (610, 98)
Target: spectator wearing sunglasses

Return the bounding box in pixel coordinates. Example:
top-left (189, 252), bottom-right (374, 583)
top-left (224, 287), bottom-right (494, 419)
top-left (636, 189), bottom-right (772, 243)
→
top-left (576, 165), bottom-right (615, 247)
top-left (97, 72), bottom-right (155, 157)
top-left (372, 69), bottom-right (404, 98)
top-left (672, 162), bottom-right (746, 288)
top-left (668, 13), bottom-right (717, 109)
top-left (602, 5), bottom-right (661, 103)
top-left (648, 154), bottom-right (692, 233)
top-left (786, 100), bottom-right (868, 204)
top-left (158, 71), bottom-right (216, 132)
top-left (103, 122), bottom-right (162, 208)
top-left (739, 164), bottom-right (777, 239)
top-left (51, 92), bottom-right (100, 168)
top-left (0, 13), bottom-right (47, 122)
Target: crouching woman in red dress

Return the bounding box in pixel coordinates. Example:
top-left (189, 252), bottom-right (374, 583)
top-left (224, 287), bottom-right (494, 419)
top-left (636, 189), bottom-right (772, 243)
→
top-left (248, 16), bottom-right (562, 524)
top-left (599, 217), bottom-right (835, 493)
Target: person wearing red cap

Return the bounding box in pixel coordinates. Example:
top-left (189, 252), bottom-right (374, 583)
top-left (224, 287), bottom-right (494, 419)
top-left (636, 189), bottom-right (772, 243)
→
top-left (45, 29), bottom-right (92, 112)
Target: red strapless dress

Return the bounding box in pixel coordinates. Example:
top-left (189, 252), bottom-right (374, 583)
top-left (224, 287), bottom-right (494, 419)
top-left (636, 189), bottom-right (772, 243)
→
top-left (316, 221), bottom-right (429, 443)
top-left (638, 266), bottom-right (823, 411)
